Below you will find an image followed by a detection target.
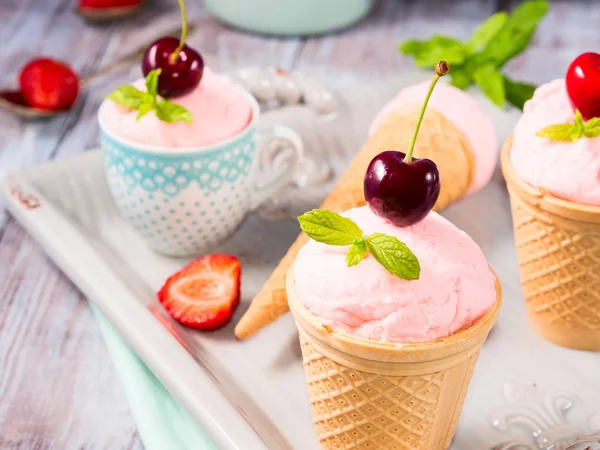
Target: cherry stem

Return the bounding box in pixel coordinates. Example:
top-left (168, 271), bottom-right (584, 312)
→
top-left (404, 61), bottom-right (449, 164)
top-left (169, 0), bottom-right (188, 65)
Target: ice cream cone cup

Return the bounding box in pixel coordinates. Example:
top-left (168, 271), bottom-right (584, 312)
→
top-left (501, 137), bottom-right (600, 350)
top-left (234, 106), bottom-right (475, 339)
top-left (287, 267), bottom-right (502, 450)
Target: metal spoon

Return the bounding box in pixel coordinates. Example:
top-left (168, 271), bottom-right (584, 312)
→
top-left (0, 23), bottom-right (193, 119)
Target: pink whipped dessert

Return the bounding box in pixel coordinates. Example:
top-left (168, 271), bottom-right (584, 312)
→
top-left (510, 79), bottom-right (600, 206)
top-left (293, 206), bottom-right (496, 343)
top-left (101, 68), bottom-right (252, 148)
top-left (370, 81), bottom-right (498, 195)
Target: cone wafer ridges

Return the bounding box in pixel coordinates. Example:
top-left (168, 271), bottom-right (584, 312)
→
top-left (290, 272), bottom-right (502, 450)
top-left (502, 137), bottom-right (600, 350)
top-left (510, 189), bottom-right (600, 329)
top-left (299, 333), bottom-right (480, 450)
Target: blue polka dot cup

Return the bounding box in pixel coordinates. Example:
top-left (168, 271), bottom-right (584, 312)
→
top-left (98, 88), bottom-right (303, 257)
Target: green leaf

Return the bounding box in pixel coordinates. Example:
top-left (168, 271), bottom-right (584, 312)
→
top-left (536, 123), bottom-right (579, 142)
top-left (365, 233), bottom-right (420, 280)
top-left (106, 85), bottom-right (147, 110)
top-left (570, 110), bottom-right (586, 141)
top-left (540, 111), bottom-right (600, 142)
top-left (106, 69), bottom-right (193, 125)
top-left (145, 68), bottom-right (161, 97)
top-left (475, 0), bottom-right (549, 68)
top-left (136, 99), bottom-right (155, 121)
top-left (466, 12), bottom-right (508, 53)
top-left (503, 76), bottom-right (536, 110)
top-left (346, 238), bottom-right (367, 267)
top-left (155, 100), bottom-right (193, 124)
top-left (584, 117), bottom-right (600, 138)
top-left (449, 66), bottom-right (472, 90)
top-left (298, 210), bottom-right (364, 246)
top-left (472, 65), bottom-right (506, 107)
top-left (399, 35), bottom-right (467, 68)
top-left (399, 39), bottom-right (427, 56)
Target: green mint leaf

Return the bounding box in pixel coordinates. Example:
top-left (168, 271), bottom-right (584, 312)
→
top-left (155, 100), bottom-right (193, 124)
top-left (473, 65), bottom-right (506, 107)
top-left (540, 111), bottom-right (600, 142)
top-left (136, 99), bottom-right (155, 122)
top-left (536, 123), bottom-right (577, 141)
top-left (145, 68), bottom-right (161, 97)
top-left (365, 233), bottom-right (420, 280)
top-left (571, 110), bottom-right (585, 141)
top-left (106, 85), bottom-right (147, 110)
top-left (475, 0), bottom-right (548, 69)
top-left (399, 39), bottom-right (427, 57)
top-left (399, 35), bottom-right (467, 68)
top-left (298, 209), bottom-right (364, 246)
top-left (449, 66), bottom-right (472, 90)
top-left (466, 12), bottom-right (508, 53)
top-left (569, 127), bottom-right (584, 142)
top-left (346, 239), bottom-right (367, 267)
top-left (584, 117), bottom-right (600, 138)
top-left (503, 76), bottom-right (536, 110)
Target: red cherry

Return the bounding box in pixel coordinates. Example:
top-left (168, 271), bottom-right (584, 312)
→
top-left (19, 58), bottom-right (79, 111)
top-left (79, 0), bottom-right (140, 8)
top-left (364, 151), bottom-right (440, 227)
top-left (363, 61), bottom-right (448, 227)
top-left (566, 52), bottom-right (600, 120)
top-left (142, 37), bottom-right (204, 98)
top-left (78, 0), bottom-right (141, 19)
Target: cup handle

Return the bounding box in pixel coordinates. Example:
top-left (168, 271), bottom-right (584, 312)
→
top-left (249, 125), bottom-right (304, 211)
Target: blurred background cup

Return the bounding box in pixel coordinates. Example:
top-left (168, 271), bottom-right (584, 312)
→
top-left (204, 0), bottom-right (375, 36)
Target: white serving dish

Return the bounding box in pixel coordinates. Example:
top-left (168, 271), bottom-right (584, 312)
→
top-left (2, 76), bottom-right (599, 450)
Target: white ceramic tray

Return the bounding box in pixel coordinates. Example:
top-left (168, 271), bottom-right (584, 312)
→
top-left (3, 76), bottom-right (600, 450)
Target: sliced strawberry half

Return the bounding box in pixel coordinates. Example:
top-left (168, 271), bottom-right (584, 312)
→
top-left (158, 254), bottom-right (241, 331)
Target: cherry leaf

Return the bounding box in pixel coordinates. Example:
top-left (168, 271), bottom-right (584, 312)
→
top-left (584, 117), bottom-right (600, 138)
top-left (536, 124), bottom-right (576, 141)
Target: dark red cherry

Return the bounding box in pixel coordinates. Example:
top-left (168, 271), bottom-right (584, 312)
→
top-left (364, 151), bottom-right (440, 227)
top-left (566, 52), bottom-right (600, 120)
top-left (363, 61), bottom-right (448, 227)
top-left (142, 37), bottom-right (204, 98)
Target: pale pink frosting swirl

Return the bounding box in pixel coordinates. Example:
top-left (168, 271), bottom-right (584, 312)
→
top-left (293, 206), bottom-right (496, 343)
top-left (101, 68), bottom-right (252, 148)
top-left (510, 79), bottom-right (600, 205)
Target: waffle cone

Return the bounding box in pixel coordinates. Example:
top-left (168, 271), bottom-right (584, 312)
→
top-left (288, 268), bottom-right (502, 450)
top-left (235, 106), bottom-right (475, 339)
top-left (501, 137), bottom-right (600, 350)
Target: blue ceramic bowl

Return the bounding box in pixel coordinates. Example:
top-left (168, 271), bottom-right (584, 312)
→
top-left (204, 0), bottom-right (375, 36)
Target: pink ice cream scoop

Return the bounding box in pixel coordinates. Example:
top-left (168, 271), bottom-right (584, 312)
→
top-left (101, 68), bottom-right (252, 148)
top-left (510, 79), bottom-right (600, 206)
top-left (293, 206), bottom-right (497, 343)
top-left (370, 81), bottom-right (499, 196)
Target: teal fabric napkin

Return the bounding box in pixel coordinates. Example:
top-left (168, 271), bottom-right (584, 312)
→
top-left (91, 305), bottom-right (217, 450)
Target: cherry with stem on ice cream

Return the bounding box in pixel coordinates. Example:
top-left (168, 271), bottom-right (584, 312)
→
top-left (364, 61), bottom-right (449, 227)
top-left (142, 0), bottom-right (203, 98)
top-left (566, 52), bottom-right (600, 121)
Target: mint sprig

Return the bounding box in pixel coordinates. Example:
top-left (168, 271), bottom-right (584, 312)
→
top-left (298, 209), bottom-right (420, 280)
top-left (399, 0), bottom-right (548, 110)
top-left (106, 69), bottom-right (193, 124)
top-left (537, 110), bottom-right (600, 142)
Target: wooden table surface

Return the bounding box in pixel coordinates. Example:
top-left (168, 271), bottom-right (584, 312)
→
top-left (0, 0), bottom-right (597, 448)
